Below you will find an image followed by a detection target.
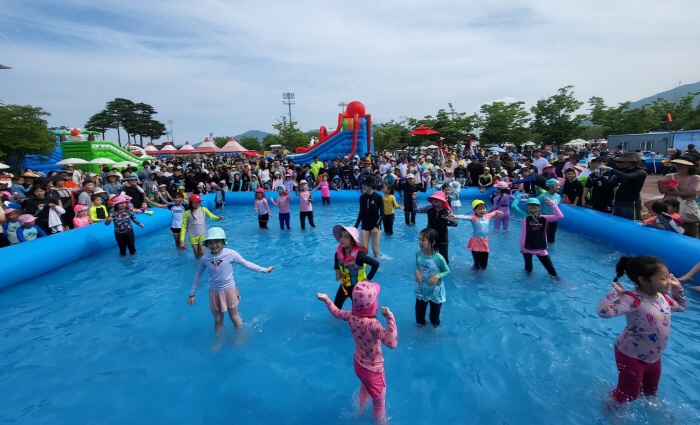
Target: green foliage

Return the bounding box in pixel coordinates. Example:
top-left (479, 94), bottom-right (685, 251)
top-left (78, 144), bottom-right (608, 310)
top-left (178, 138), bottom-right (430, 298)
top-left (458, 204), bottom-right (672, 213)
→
top-left (85, 98), bottom-right (166, 147)
top-left (373, 120), bottom-right (409, 151)
top-left (479, 101), bottom-right (530, 146)
top-left (531, 86), bottom-right (586, 146)
top-left (212, 136), bottom-right (229, 149)
top-left (239, 136), bottom-right (261, 152)
top-left (405, 110), bottom-right (479, 147)
top-left (85, 110), bottom-right (112, 140)
top-left (265, 116), bottom-right (307, 152)
top-left (0, 104), bottom-right (56, 169)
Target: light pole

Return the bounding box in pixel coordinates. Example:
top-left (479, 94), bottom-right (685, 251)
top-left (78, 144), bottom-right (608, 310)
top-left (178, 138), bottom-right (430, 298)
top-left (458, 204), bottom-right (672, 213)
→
top-left (282, 92), bottom-right (295, 124)
top-left (448, 103), bottom-right (455, 120)
top-left (338, 101), bottom-right (348, 113)
top-left (167, 120), bottom-right (174, 144)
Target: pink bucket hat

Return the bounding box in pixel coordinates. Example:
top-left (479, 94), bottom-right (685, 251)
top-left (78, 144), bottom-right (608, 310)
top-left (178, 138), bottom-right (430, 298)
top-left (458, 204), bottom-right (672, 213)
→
top-left (74, 204), bottom-right (87, 213)
top-left (111, 195), bottom-right (128, 205)
top-left (255, 188), bottom-right (265, 193)
top-left (332, 224), bottom-right (368, 254)
top-left (18, 214), bottom-right (36, 225)
top-left (427, 191), bottom-right (452, 212)
top-left (495, 181), bottom-right (509, 189)
top-left (352, 281), bottom-right (381, 317)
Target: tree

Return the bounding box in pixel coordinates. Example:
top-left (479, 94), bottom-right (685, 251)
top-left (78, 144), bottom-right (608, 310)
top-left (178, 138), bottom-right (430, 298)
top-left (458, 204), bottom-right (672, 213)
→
top-left (270, 116), bottom-right (307, 152)
top-left (123, 102), bottom-right (158, 146)
top-left (373, 120), bottom-right (410, 151)
top-left (0, 104), bottom-right (56, 170)
top-left (239, 136), bottom-right (262, 152)
top-left (479, 101), bottom-right (530, 147)
top-left (103, 98), bottom-right (135, 147)
top-left (531, 86), bottom-right (586, 147)
top-left (141, 119), bottom-right (166, 143)
top-left (85, 110), bottom-right (112, 140)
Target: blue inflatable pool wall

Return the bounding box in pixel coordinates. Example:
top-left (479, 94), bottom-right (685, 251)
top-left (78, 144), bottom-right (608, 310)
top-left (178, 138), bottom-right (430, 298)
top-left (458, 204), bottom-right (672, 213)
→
top-left (3, 187), bottom-right (700, 289)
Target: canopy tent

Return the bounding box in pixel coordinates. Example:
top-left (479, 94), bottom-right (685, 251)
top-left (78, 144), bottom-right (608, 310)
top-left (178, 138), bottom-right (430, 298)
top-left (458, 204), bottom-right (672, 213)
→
top-left (158, 142), bottom-right (178, 152)
top-left (523, 141), bottom-right (536, 146)
top-left (88, 158), bottom-right (115, 164)
top-left (175, 141), bottom-right (196, 154)
top-left (219, 137), bottom-right (249, 155)
top-left (564, 139), bottom-right (588, 146)
top-left (243, 150), bottom-right (262, 157)
top-left (144, 142), bottom-right (159, 154)
top-left (191, 137), bottom-right (221, 154)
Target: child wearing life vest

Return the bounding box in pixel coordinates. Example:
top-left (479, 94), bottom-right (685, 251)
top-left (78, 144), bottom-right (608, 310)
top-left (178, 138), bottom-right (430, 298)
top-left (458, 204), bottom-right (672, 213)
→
top-left (269, 185), bottom-right (293, 230)
top-left (188, 227), bottom-right (274, 332)
top-left (510, 194), bottom-right (563, 279)
top-left (414, 227), bottom-right (450, 327)
top-left (455, 200), bottom-right (504, 270)
top-left (597, 256), bottom-right (685, 405)
top-left (316, 282), bottom-right (397, 424)
top-left (489, 182), bottom-right (514, 232)
top-left (332, 225), bottom-right (380, 309)
top-left (253, 188), bottom-right (271, 229)
top-left (180, 194), bottom-right (224, 259)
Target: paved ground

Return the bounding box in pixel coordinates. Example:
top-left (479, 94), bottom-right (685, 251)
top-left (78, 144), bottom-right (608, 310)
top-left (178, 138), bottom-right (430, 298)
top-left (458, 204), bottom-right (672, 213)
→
top-left (641, 174), bottom-right (663, 203)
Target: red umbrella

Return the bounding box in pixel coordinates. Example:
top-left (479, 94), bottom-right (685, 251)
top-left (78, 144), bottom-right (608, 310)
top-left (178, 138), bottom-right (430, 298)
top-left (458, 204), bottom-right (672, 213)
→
top-left (407, 126), bottom-right (439, 136)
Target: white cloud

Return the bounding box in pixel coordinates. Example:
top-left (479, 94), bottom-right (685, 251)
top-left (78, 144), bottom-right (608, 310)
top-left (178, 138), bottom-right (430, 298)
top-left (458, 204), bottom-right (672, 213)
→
top-left (1, 0), bottom-right (699, 143)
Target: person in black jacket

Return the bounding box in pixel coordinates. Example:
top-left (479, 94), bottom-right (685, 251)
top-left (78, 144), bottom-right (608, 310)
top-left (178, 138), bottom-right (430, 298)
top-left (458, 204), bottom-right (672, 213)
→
top-left (395, 173), bottom-right (426, 226)
top-left (355, 179), bottom-right (384, 258)
top-left (415, 191), bottom-right (457, 263)
top-left (601, 152), bottom-right (647, 220)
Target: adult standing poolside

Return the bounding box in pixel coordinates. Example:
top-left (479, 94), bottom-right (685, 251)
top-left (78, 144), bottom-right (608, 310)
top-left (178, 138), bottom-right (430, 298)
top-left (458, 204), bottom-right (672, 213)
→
top-left (599, 152), bottom-right (647, 220)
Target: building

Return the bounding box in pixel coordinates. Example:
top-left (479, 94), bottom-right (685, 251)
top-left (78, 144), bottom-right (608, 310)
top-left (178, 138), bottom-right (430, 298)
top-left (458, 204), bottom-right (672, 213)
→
top-left (607, 130), bottom-right (700, 153)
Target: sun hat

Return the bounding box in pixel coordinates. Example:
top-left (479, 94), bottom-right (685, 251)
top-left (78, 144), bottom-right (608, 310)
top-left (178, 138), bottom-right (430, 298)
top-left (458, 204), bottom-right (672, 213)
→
top-left (73, 204), bottom-right (87, 213)
top-left (202, 227), bottom-right (228, 247)
top-left (494, 181), bottom-right (509, 189)
top-left (332, 224), bottom-right (368, 254)
top-left (670, 159), bottom-right (695, 166)
top-left (255, 188), bottom-right (265, 193)
top-left (111, 195), bottom-right (128, 205)
top-left (351, 281), bottom-right (381, 317)
top-left (18, 214), bottom-right (36, 225)
top-left (158, 184), bottom-right (167, 188)
top-left (51, 174), bottom-right (67, 182)
top-left (407, 174), bottom-right (415, 179)
top-left (526, 198), bottom-right (541, 206)
top-left (4, 207), bottom-right (18, 214)
top-left (546, 178), bottom-right (559, 188)
top-left (127, 176), bottom-right (139, 181)
top-left (472, 199), bottom-right (485, 209)
top-left (542, 163), bottom-right (554, 169)
top-left (21, 172), bottom-right (38, 178)
top-left (427, 191), bottom-right (452, 211)
top-left (353, 165), bottom-right (360, 170)
top-left (93, 188), bottom-right (106, 195)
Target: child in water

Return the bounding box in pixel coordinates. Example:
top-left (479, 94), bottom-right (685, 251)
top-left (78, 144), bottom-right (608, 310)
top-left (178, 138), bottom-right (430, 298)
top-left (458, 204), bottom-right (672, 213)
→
top-left (298, 180), bottom-right (315, 229)
top-left (188, 227), bottom-right (274, 332)
top-left (536, 179), bottom-right (562, 243)
top-left (355, 179), bottom-right (384, 258)
top-left (381, 184), bottom-right (403, 236)
top-left (253, 188), bottom-right (271, 229)
top-left (104, 196), bottom-right (144, 255)
top-left (332, 225), bottom-right (380, 309)
top-left (180, 194), bottom-right (224, 259)
top-left (454, 200), bottom-right (504, 270)
top-left (597, 256), bottom-right (685, 405)
top-left (489, 181), bottom-right (514, 232)
top-left (269, 185), bottom-right (293, 230)
top-left (510, 195), bottom-right (563, 279)
top-left (414, 227), bottom-right (450, 327)
top-left (415, 191), bottom-right (457, 263)
top-left (316, 281), bottom-right (397, 424)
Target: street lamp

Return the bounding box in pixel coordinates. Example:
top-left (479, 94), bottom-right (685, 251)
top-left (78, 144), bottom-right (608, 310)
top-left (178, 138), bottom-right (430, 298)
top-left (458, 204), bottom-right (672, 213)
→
top-left (448, 103), bottom-right (455, 120)
top-left (167, 120), bottom-right (174, 144)
top-left (338, 102), bottom-right (348, 113)
top-left (282, 92), bottom-right (295, 124)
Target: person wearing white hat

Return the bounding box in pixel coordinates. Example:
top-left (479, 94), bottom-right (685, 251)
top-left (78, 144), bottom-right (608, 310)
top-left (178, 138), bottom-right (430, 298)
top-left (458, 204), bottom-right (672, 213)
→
top-left (188, 227), bottom-right (274, 332)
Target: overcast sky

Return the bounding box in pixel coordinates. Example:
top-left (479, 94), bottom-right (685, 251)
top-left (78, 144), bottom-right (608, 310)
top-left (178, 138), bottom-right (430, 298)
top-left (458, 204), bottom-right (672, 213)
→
top-left (1, 1), bottom-right (699, 145)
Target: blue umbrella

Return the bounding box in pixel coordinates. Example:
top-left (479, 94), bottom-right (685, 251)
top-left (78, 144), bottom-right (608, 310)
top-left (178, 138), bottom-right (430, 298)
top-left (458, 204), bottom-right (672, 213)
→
top-left (488, 147), bottom-right (506, 152)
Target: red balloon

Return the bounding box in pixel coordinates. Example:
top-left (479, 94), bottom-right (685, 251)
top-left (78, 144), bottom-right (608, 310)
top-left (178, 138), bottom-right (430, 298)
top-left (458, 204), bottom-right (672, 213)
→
top-left (345, 101), bottom-right (365, 117)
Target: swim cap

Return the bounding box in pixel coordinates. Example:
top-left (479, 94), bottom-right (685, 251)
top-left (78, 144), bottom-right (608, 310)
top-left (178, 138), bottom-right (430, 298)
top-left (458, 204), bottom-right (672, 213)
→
top-left (472, 200), bottom-right (485, 209)
top-left (546, 178), bottom-right (559, 188)
top-left (526, 198), bottom-right (541, 206)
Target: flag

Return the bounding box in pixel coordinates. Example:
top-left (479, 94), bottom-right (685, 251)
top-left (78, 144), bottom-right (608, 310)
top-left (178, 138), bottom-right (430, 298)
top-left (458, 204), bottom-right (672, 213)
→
top-left (668, 113), bottom-right (673, 122)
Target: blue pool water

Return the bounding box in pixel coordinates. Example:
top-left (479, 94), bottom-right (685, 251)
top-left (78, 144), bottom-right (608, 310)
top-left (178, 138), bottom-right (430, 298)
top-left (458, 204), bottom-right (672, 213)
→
top-left (1, 202), bottom-right (699, 425)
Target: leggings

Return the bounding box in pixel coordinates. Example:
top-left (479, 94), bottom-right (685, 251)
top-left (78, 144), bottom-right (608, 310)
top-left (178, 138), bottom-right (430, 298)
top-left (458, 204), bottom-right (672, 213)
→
top-left (300, 211), bottom-right (315, 229)
top-left (382, 213), bottom-right (395, 235)
top-left (354, 360), bottom-right (387, 423)
top-left (114, 230), bottom-right (136, 255)
top-left (278, 212), bottom-right (290, 229)
top-left (404, 211), bottom-right (416, 226)
top-left (437, 242), bottom-right (449, 264)
top-left (333, 284), bottom-right (354, 309)
top-left (523, 253), bottom-right (557, 276)
top-left (493, 211), bottom-right (510, 232)
top-left (611, 346), bottom-right (661, 403)
top-left (471, 251), bottom-right (489, 269)
top-left (547, 221), bottom-right (558, 243)
top-left (258, 214), bottom-right (269, 228)
top-left (415, 299), bottom-right (442, 326)
top-left (322, 197), bottom-right (330, 205)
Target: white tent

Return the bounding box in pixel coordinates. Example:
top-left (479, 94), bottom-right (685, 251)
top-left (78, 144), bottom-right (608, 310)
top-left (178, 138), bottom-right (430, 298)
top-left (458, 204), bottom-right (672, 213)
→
top-left (159, 142), bottom-right (178, 152)
top-left (219, 137), bottom-right (247, 154)
top-left (144, 142), bottom-right (158, 153)
top-left (177, 141), bottom-right (196, 153)
top-left (523, 141), bottom-right (536, 146)
top-left (565, 139), bottom-right (588, 146)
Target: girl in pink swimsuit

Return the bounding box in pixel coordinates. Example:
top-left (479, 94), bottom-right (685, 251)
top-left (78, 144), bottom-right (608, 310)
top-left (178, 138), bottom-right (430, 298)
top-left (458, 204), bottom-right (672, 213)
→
top-left (597, 255), bottom-right (686, 405)
top-left (317, 281), bottom-right (397, 424)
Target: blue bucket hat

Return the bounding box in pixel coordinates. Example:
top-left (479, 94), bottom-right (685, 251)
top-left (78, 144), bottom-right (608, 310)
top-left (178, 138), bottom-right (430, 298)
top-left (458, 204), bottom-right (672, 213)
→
top-left (546, 178), bottom-right (559, 188)
top-left (202, 227), bottom-right (227, 247)
top-left (526, 198), bottom-right (541, 206)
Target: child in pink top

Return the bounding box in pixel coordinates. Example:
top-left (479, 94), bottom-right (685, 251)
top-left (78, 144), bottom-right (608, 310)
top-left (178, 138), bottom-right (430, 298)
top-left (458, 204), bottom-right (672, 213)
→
top-left (72, 204), bottom-right (91, 228)
top-left (254, 188), bottom-right (271, 229)
top-left (317, 281), bottom-right (397, 424)
top-left (269, 185), bottom-right (292, 230)
top-left (597, 256), bottom-right (685, 405)
top-left (298, 180), bottom-right (315, 229)
top-left (313, 173), bottom-right (332, 205)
